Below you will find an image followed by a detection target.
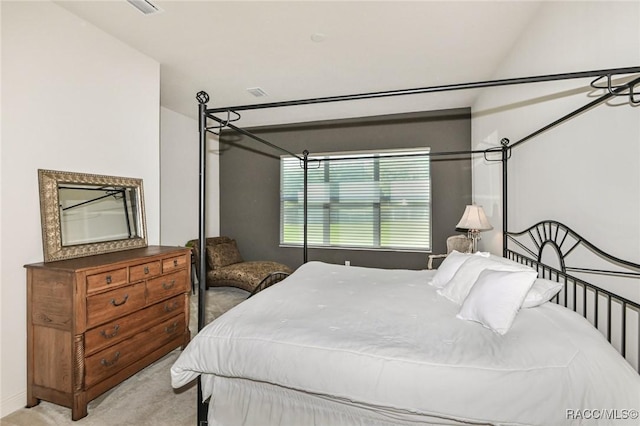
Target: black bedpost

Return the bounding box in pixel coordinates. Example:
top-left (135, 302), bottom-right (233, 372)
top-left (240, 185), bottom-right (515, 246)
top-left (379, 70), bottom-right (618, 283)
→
top-left (500, 138), bottom-right (510, 258)
top-left (196, 90), bottom-right (209, 426)
top-left (303, 150), bottom-right (309, 264)
top-left (196, 91), bottom-right (209, 331)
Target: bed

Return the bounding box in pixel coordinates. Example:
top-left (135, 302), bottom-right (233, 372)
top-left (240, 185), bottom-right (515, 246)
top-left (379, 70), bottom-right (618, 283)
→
top-left (172, 255), bottom-right (639, 425)
top-left (177, 67), bottom-right (640, 425)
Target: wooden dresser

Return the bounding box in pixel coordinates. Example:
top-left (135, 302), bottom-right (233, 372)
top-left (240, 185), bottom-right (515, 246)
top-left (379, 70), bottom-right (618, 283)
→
top-left (25, 246), bottom-right (191, 420)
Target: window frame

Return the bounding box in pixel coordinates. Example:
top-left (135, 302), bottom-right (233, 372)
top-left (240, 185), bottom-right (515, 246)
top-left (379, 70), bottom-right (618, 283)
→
top-left (280, 147), bottom-right (432, 252)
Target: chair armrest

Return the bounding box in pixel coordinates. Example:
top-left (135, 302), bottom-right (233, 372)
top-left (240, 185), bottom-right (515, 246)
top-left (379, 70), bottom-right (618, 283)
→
top-left (427, 254), bottom-right (447, 270)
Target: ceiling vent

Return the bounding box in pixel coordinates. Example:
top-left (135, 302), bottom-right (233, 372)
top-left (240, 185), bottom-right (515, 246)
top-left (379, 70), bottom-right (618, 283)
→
top-left (247, 87), bottom-right (269, 98)
top-left (126, 0), bottom-right (162, 15)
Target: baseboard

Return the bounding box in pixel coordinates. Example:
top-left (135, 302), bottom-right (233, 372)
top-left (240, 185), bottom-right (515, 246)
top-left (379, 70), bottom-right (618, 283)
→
top-left (0, 390), bottom-right (26, 419)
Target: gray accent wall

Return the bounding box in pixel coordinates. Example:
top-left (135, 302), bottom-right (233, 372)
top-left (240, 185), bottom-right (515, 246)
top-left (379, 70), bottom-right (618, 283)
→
top-left (219, 108), bottom-right (471, 270)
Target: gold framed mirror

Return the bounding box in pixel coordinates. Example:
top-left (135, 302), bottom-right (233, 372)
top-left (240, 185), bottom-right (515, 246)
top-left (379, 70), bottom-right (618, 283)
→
top-left (38, 169), bottom-right (148, 262)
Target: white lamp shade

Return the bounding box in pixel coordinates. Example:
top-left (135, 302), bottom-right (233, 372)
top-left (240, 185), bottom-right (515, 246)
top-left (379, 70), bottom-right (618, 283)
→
top-left (456, 205), bottom-right (492, 231)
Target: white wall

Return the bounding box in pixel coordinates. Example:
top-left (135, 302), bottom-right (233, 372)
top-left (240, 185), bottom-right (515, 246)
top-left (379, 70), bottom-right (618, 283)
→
top-left (472, 1), bottom-right (640, 302)
top-left (160, 107), bottom-right (220, 246)
top-left (1, 1), bottom-right (160, 417)
top-left (0, 2), bottom-right (4, 416)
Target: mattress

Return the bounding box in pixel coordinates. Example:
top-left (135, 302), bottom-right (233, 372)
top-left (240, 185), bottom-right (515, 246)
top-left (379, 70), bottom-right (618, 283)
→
top-left (171, 261), bottom-right (640, 425)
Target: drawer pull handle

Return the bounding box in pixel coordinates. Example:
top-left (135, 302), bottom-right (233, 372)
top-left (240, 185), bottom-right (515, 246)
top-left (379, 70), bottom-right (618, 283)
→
top-left (110, 295), bottom-right (129, 307)
top-left (173, 259), bottom-right (178, 267)
top-left (162, 280), bottom-right (176, 290)
top-left (144, 266), bottom-right (150, 274)
top-left (164, 301), bottom-right (178, 312)
top-left (165, 322), bottom-right (179, 334)
top-left (106, 275), bottom-right (112, 284)
top-left (100, 324), bottom-right (120, 339)
top-left (100, 352), bottom-right (120, 367)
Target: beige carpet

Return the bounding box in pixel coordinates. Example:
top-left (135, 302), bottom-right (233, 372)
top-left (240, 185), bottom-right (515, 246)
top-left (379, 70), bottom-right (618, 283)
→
top-left (1, 287), bottom-right (248, 426)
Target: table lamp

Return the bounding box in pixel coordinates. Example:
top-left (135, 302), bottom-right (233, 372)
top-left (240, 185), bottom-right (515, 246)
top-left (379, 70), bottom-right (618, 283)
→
top-left (456, 204), bottom-right (492, 252)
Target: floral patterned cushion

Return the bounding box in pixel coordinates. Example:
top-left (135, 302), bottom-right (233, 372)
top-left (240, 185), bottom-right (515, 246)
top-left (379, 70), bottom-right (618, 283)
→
top-left (210, 261), bottom-right (293, 293)
top-left (207, 240), bottom-right (244, 269)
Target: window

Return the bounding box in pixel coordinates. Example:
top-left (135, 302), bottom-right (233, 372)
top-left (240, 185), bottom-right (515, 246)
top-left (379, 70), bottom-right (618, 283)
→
top-left (280, 148), bottom-right (431, 251)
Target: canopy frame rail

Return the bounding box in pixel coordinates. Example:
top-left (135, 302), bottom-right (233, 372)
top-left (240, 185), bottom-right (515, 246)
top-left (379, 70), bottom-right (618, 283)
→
top-left (203, 67), bottom-right (640, 115)
top-left (510, 74), bottom-right (640, 150)
top-left (591, 73), bottom-right (640, 104)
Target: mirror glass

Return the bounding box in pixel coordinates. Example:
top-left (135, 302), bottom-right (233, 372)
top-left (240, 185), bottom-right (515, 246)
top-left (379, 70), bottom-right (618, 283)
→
top-left (58, 184), bottom-right (143, 246)
top-left (38, 169), bottom-right (148, 262)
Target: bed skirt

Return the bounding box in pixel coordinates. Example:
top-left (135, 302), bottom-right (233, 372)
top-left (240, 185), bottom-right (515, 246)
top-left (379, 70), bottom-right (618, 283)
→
top-left (204, 375), bottom-right (486, 426)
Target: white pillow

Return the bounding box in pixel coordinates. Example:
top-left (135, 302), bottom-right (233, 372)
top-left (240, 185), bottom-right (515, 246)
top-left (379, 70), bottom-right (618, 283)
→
top-left (428, 251), bottom-right (489, 289)
top-left (438, 255), bottom-right (534, 305)
top-left (489, 254), bottom-right (536, 270)
top-left (521, 278), bottom-right (562, 308)
top-left (457, 269), bottom-right (538, 335)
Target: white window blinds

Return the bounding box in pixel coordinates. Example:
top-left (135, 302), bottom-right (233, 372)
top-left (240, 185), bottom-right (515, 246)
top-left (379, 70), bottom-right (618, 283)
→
top-left (280, 148), bottom-right (431, 251)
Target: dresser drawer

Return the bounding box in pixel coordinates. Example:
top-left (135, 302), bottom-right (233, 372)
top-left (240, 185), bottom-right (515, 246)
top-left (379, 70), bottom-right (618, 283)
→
top-left (129, 260), bottom-right (162, 282)
top-left (85, 314), bottom-right (186, 387)
top-left (86, 283), bottom-right (146, 328)
top-left (163, 254), bottom-right (189, 273)
top-left (147, 270), bottom-right (188, 304)
top-left (86, 268), bottom-right (128, 293)
top-left (85, 294), bottom-right (186, 355)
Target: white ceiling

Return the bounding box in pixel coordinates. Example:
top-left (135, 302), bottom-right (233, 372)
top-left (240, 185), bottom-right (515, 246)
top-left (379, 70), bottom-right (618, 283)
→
top-left (55, 1), bottom-right (543, 123)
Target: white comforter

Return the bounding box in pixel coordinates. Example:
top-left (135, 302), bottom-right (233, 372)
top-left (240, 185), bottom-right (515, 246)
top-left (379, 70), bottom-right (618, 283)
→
top-left (171, 261), bottom-right (640, 425)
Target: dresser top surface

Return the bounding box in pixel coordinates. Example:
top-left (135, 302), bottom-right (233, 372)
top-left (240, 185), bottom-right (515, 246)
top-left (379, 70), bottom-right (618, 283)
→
top-left (25, 245), bottom-right (191, 271)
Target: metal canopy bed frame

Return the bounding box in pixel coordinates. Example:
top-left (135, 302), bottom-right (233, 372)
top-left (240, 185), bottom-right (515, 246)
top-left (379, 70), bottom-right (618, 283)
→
top-left (194, 66), bottom-right (640, 424)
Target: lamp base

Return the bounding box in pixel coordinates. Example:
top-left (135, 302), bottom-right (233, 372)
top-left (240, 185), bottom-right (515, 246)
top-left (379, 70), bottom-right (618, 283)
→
top-left (467, 230), bottom-right (480, 252)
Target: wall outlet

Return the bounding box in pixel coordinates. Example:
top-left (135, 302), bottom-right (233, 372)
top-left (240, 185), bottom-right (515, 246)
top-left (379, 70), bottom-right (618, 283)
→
top-left (345, 260), bottom-right (350, 266)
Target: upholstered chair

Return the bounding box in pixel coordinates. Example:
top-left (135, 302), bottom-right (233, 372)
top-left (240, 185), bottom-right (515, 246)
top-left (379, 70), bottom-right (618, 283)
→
top-left (427, 235), bottom-right (474, 269)
top-left (187, 237), bottom-right (293, 295)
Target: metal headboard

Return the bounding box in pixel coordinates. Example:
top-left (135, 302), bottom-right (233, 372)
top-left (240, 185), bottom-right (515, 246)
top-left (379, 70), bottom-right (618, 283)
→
top-left (505, 220), bottom-right (640, 371)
